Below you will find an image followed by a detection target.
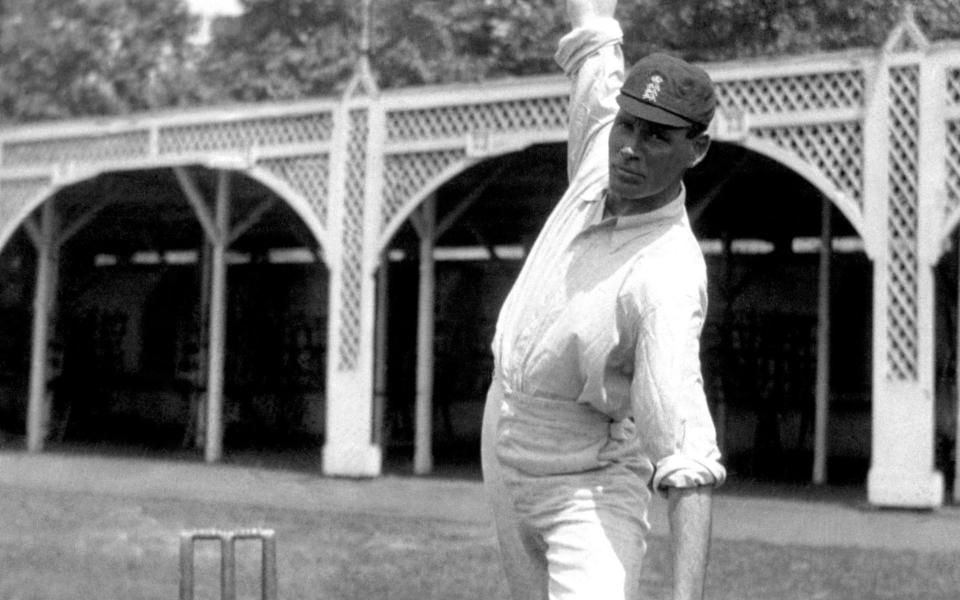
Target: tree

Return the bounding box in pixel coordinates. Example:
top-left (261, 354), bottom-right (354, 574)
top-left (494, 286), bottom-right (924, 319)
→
top-left (198, 0), bottom-right (567, 102)
top-left (200, 0), bottom-right (960, 103)
top-left (619, 0), bottom-right (960, 63)
top-left (0, 0), bottom-right (204, 123)
top-left (369, 0), bottom-right (565, 89)
top-left (2, 0), bottom-right (957, 120)
top-left (197, 0), bottom-right (358, 102)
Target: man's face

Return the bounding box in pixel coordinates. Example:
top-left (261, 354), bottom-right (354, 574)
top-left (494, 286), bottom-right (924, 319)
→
top-left (607, 110), bottom-right (708, 205)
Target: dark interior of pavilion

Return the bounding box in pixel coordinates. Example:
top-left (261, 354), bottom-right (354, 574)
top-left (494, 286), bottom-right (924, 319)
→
top-left (3, 139), bottom-right (948, 486)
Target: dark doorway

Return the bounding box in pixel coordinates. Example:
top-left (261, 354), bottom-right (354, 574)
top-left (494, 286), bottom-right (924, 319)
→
top-left (1, 168), bottom-right (329, 461)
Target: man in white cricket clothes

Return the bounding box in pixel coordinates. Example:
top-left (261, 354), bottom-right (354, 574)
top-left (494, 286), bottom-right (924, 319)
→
top-left (480, 1), bottom-right (726, 599)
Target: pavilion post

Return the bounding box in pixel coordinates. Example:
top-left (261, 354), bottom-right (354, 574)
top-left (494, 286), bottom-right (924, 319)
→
top-left (373, 255), bottom-right (389, 448)
top-left (955, 239), bottom-right (960, 503)
top-left (813, 195), bottom-right (832, 484)
top-left (866, 19), bottom-right (944, 506)
top-left (414, 196), bottom-right (436, 475)
top-left (194, 240), bottom-right (212, 449)
top-left (715, 230), bottom-right (734, 454)
top-left (26, 201), bottom-right (59, 452)
top-left (205, 170), bottom-right (231, 463)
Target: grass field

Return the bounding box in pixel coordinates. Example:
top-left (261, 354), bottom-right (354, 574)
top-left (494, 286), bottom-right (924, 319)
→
top-left (2, 483), bottom-right (960, 600)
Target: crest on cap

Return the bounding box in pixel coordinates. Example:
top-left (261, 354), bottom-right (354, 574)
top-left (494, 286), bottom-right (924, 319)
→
top-left (641, 75), bottom-right (664, 102)
top-left (617, 53), bottom-right (717, 129)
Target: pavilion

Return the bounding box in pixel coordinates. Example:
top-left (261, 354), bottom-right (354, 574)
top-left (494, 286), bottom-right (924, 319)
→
top-left (1, 10), bottom-right (958, 507)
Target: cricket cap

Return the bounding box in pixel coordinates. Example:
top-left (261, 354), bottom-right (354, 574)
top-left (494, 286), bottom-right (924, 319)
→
top-left (616, 52), bottom-right (717, 129)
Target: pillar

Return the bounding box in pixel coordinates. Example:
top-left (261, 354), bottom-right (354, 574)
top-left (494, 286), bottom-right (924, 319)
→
top-left (812, 194), bottom-right (831, 484)
top-left (373, 256), bottom-right (389, 449)
top-left (26, 201), bottom-right (58, 452)
top-left (204, 170), bottom-right (231, 463)
top-left (866, 38), bottom-right (944, 507)
top-left (414, 196), bottom-right (436, 475)
top-left (322, 73), bottom-right (383, 476)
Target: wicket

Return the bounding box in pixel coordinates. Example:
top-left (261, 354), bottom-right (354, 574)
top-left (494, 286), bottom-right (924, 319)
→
top-left (179, 528), bottom-right (277, 600)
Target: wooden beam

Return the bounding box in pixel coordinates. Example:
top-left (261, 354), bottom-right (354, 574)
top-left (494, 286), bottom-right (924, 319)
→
top-left (955, 237), bottom-right (960, 503)
top-left (191, 240), bottom-right (213, 451)
top-left (688, 153), bottom-right (750, 226)
top-left (22, 215), bottom-right (41, 250)
top-left (229, 198), bottom-right (278, 244)
top-left (408, 210), bottom-right (425, 240)
top-left (435, 163), bottom-right (508, 239)
top-left (204, 170), bottom-right (231, 463)
top-left (283, 225), bottom-right (324, 265)
top-left (414, 195), bottom-right (436, 475)
top-left (467, 223), bottom-right (499, 261)
top-left (173, 167), bottom-right (219, 244)
top-left (373, 255), bottom-right (389, 448)
top-left (26, 201), bottom-right (58, 452)
top-left (714, 230), bottom-right (734, 455)
top-left (57, 197), bottom-right (114, 246)
top-left (812, 194), bottom-right (832, 484)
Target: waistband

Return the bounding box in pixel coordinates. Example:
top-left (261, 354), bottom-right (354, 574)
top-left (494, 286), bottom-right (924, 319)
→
top-left (493, 388), bottom-right (635, 477)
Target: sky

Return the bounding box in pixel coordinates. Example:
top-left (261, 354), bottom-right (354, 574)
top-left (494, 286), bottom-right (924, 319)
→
top-left (184, 0), bottom-right (244, 17)
top-left (183, 0), bottom-right (244, 44)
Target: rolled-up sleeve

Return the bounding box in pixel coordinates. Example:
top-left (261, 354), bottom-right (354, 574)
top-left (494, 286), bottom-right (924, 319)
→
top-left (630, 272), bottom-right (726, 493)
top-left (554, 17), bottom-right (623, 184)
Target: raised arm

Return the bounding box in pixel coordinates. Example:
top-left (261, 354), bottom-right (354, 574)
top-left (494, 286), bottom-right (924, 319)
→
top-left (554, 0), bottom-right (623, 183)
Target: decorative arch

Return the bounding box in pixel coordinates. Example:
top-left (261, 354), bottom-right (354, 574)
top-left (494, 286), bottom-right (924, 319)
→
top-left (0, 160), bottom-right (332, 262)
top-left (374, 155), bottom-right (478, 264)
top-left (0, 177), bottom-right (55, 253)
top-left (373, 128), bottom-right (569, 271)
top-left (243, 163), bottom-right (331, 258)
top-left (370, 131), bottom-right (869, 270)
top-left (739, 136), bottom-right (869, 253)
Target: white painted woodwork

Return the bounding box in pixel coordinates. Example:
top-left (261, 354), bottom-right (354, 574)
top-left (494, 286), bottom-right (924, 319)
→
top-left (204, 170), bottom-right (231, 463)
top-left (26, 203), bottom-right (57, 452)
top-left (414, 196), bottom-right (436, 475)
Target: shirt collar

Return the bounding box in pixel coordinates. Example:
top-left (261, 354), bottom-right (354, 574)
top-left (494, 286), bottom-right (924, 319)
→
top-left (585, 183), bottom-right (687, 231)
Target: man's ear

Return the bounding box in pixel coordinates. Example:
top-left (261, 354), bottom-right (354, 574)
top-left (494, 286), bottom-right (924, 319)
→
top-left (689, 134), bottom-right (711, 168)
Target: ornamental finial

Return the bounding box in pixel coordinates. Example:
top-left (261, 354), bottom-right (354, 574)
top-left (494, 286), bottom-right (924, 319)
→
top-left (344, 0), bottom-right (378, 98)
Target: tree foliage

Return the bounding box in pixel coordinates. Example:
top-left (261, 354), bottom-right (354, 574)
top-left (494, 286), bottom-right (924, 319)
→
top-left (619, 0), bottom-right (960, 63)
top-left (369, 0), bottom-right (566, 88)
top-left (0, 0), bottom-right (205, 123)
top-left (1, 0), bottom-right (958, 122)
top-left (197, 0), bottom-right (359, 102)
top-left (198, 0), bottom-right (568, 103)
top-left (201, 0), bottom-right (960, 103)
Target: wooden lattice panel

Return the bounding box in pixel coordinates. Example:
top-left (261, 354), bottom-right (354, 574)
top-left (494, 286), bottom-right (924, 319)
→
top-left (752, 122), bottom-right (863, 207)
top-left (1, 132), bottom-right (149, 167)
top-left (157, 113), bottom-right (334, 155)
top-left (0, 177), bottom-right (50, 230)
top-left (381, 149), bottom-right (466, 233)
top-left (259, 154), bottom-right (329, 227)
top-left (949, 68), bottom-right (960, 105)
top-left (948, 121), bottom-right (960, 219)
top-left (715, 70), bottom-right (865, 114)
top-left (886, 65), bottom-right (920, 381)
top-left (386, 96), bottom-right (567, 143)
top-left (337, 109), bottom-right (368, 371)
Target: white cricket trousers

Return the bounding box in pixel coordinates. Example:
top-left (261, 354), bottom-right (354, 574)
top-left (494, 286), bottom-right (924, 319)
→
top-left (481, 378), bottom-right (652, 600)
